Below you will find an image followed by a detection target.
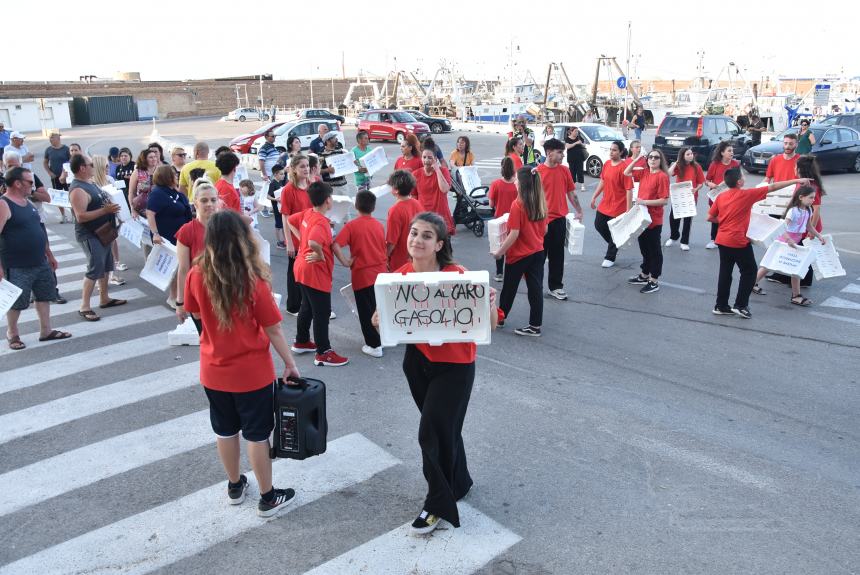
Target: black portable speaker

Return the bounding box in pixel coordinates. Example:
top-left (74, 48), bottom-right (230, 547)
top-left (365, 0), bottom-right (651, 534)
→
top-left (270, 377), bottom-right (327, 460)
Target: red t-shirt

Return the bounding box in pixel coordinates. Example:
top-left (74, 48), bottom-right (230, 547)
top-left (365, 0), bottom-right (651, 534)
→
top-left (279, 182), bottom-right (313, 248)
top-left (507, 153), bottom-right (524, 171)
top-left (335, 215), bottom-right (387, 290)
top-left (184, 267), bottom-right (281, 393)
top-left (395, 155), bottom-right (423, 173)
top-left (537, 162), bottom-right (575, 221)
top-left (637, 170), bottom-right (670, 228)
top-left (386, 198), bottom-right (422, 271)
top-left (626, 156), bottom-right (648, 182)
top-left (811, 183), bottom-right (823, 233)
top-left (705, 159), bottom-right (740, 185)
top-left (289, 209), bottom-right (333, 293)
top-left (488, 179), bottom-right (518, 218)
top-left (175, 218), bottom-right (206, 261)
top-left (707, 187), bottom-right (769, 248)
top-left (673, 163), bottom-right (705, 202)
top-left (766, 154), bottom-right (799, 183)
top-left (597, 160), bottom-right (632, 217)
top-left (412, 167), bottom-right (455, 234)
top-left (215, 179), bottom-right (241, 213)
top-left (506, 198), bottom-right (547, 264)
top-left (396, 262), bottom-right (476, 364)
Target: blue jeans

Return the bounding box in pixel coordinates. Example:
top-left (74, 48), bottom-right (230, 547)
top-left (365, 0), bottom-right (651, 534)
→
top-left (634, 128), bottom-right (643, 140)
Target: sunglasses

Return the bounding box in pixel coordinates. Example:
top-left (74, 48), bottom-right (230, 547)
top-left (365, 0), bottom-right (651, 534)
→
top-left (174, 153), bottom-right (187, 157)
top-left (647, 155), bottom-right (661, 160)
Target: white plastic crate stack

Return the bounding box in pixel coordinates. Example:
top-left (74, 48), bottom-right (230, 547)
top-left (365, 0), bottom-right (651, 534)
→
top-left (752, 182), bottom-right (793, 216)
top-left (803, 234), bottom-right (846, 280)
top-left (608, 205), bottom-right (652, 249)
top-left (565, 213), bottom-right (585, 255)
top-left (488, 213), bottom-right (509, 253)
top-left (746, 212), bottom-right (786, 247)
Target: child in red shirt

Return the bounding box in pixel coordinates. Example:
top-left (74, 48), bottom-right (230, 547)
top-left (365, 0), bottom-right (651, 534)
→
top-left (591, 140), bottom-right (633, 268)
top-left (666, 147), bottom-right (705, 249)
top-left (624, 150), bottom-right (670, 294)
top-left (287, 182), bottom-right (351, 366)
top-left (487, 157), bottom-right (518, 281)
top-left (334, 190), bottom-right (388, 357)
top-left (279, 155), bottom-right (313, 315)
top-left (704, 142), bottom-right (740, 249)
top-left (386, 170), bottom-right (422, 271)
top-left (183, 209), bottom-right (299, 518)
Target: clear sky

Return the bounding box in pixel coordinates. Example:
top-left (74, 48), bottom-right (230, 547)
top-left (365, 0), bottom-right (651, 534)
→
top-left (8, 0), bottom-right (856, 85)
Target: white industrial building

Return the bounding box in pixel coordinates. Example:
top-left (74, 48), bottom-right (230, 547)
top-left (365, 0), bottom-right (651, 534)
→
top-left (0, 98), bottom-right (73, 133)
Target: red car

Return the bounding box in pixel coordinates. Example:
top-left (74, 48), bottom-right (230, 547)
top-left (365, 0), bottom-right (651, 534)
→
top-left (229, 121), bottom-right (286, 154)
top-left (358, 110), bottom-right (430, 143)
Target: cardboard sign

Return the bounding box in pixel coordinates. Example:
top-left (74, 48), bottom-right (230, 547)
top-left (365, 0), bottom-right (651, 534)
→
top-left (759, 240), bottom-right (817, 277)
top-left (374, 270), bottom-right (491, 346)
top-left (706, 183), bottom-right (728, 203)
top-left (253, 230), bottom-right (271, 266)
top-left (746, 212), bottom-right (786, 248)
top-left (47, 188), bottom-right (71, 208)
top-left (327, 151), bottom-right (358, 178)
top-left (0, 279), bottom-right (23, 316)
top-left (340, 283), bottom-right (358, 315)
top-left (669, 181), bottom-right (697, 219)
top-left (101, 185), bottom-right (132, 224)
top-left (487, 213), bottom-right (509, 253)
top-left (370, 184), bottom-right (392, 199)
top-left (803, 234), bottom-right (846, 280)
top-left (565, 213), bottom-right (585, 255)
top-left (359, 146), bottom-right (388, 177)
top-left (140, 242), bottom-right (178, 291)
top-left (328, 195), bottom-right (352, 224)
top-left (458, 166), bottom-right (482, 192)
top-left (119, 218), bottom-right (146, 248)
top-left (608, 205), bottom-right (652, 248)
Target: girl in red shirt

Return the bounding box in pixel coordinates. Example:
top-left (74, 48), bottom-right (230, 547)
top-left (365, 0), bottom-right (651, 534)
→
top-left (590, 141), bottom-right (632, 268)
top-left (625, 140), bottom-right (647, 183)
top-left (504, 137), bottom-right (525, 171)
top-left (279, 155), bottom-right (313, 315)
top-left (624, 150), bottom-right (670, 294)
top-left (666, 147), bottom-right (705, 250)
top-left (372, 212), bottom-right (499, 536)
top-left (412, 149), bottom-right (455, 235)
top-left (395, 134), bottom-right (423, 197)
top-left (492, 166), bottom-right (548, 336)
top-left (704, 142), bottom-right (740, 249)
top-left (175, 179), bottom-right (219, 323)
top-left (487, 157), bottom-right (518, 280)
top-left (385, 170), bottom-right (422, 271)
top-left (183, 209), bottom-right (300, 518)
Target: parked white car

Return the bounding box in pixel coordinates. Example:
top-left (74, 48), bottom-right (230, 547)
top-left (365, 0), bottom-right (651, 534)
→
top-left (227, 107), bottom-right (269, 122)
top-left (549, 123), bottom-right (632, 177)
top-left (249, 118), bottom-right (345, 155)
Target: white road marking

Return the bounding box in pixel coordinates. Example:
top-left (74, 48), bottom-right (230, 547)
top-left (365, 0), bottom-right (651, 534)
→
top-left (808, 311), bottom-right (860, 326)
top-left (54, 264), bottom-right (88, 278)
top-left (54, 252), bottom-right (85, 263)
top-left (820, 296), bottom-right (860, 311)
top-left (48, 243), bottom-right (75, 252)
top-left (839, 283), bottom-right (860, 295)
top-left (303, 502), bottom-right (521, 575)
top-left (0, 434), bottom-right (400, 575)
top-left (0, 361), bottom-right (198, 444)
top-left (659, 281), bottom-right (707, 294)
top-left (0, 288), bottom-right (145, 327)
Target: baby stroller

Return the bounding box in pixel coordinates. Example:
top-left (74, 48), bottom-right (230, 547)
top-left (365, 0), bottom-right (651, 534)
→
top-left (451, 168), bottom-right (494, 237)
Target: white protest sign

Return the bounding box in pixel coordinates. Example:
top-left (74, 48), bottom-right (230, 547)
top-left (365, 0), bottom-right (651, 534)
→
top-left (746, 212), bottom-right (786, 248)
top-left (0, 279), bottom-right (23, 316)
top-left (253, 230), bottom-right (271, 266)
top-left (669, 181), bottom-right (697, 219)
top-left (370, 184), bottom-right (392, 199)
top-left (47, 188), bottom-right (71, 208)
top-left (140, 241), bottom-right (178, 291)
top-left (327, 151), bottom-right (358, 178)
top-left (119, 218), bottom-right (146, 248)
top-left (608, 205), bottom-right (652, 248)
top-left (458, 166), bottom-right (482, 192)
top-left (233, 164), bottom-right (249, 188)
top-left (113, 179), bottom-right (126, 190)
top-left (803, 234), bottom-right (846, 280)
top-left (706, 182), bottom-right (728, 203)
top-left (340, 283), bottom-right (358, 315)
top-left (359, 146), bottom-right (388, 177)
top-left (488, 213), bottom-right (509, 254)
top-left (254, 182), bottom-right (272, 208)
top-left (565, 213), bottom-right (585, 256)
top-left (328, 195), bottom-right (352, 224)
top-left (759, 241), bottom-right (817, 277)
top-left (374, 270), bottom-right (492, 347)
top-left (101, 185), bottom-right (132, 224)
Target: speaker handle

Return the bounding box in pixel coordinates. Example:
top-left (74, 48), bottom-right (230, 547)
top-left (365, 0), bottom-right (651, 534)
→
top-left (278, 376), bottom-right (308, 389)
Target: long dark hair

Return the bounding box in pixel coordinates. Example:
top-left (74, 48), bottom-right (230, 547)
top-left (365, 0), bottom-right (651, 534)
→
top-left (505, 137), bottom-right (522, 156)
top-left (796, 154), bottom-right (825, 196)
top-left (611, 140), bottom-right (627, 159)
top-left (457, 136), bottom-right (471, 155)
top-left (516, 167), bottom-right (547, 221)
top-left (675, 146), bottom-right (700, 177)
top-left (286, 135), bottom-right (301, 153)
top-left (711, 141), bottom-right (734, 164)
top-left (783, 185), bottom-right (816, 219)
top-left (411, 212), bottom-right (455, 268)
top-left (500, 156), bottom-right (515, 180)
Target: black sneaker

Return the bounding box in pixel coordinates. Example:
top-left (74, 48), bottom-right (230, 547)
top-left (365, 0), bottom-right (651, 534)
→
top-left (227, 475), bottom-right (248, 505)
top-left (627, 274), bottom-right (648, 285)
top-left (514, 326), bottom-right (541, 337)
top-left (732, 306), bottom-right (752, 319)
top-left (640, 281), bottom-right (660, 294)
top-left (712, 305), bottom-right (734, 315)
top-left (410, 510), bottom-right (441, 535)
top-left (54, 295), bottom-right (68, 304)
top-left (257, 487), bottom-right (296, 518)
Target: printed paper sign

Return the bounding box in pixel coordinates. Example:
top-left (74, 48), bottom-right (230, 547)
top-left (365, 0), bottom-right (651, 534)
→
top-left (0, 279), bottom-right (23, 316)
top-left (759, 240), bottom-right (818, 277)
top-left (608, 205), bottom-right (652, 248)
top-left (359, 147), bottom-right (388, 177)
top-left (340, 283), bottom-right (358, 315)
top-left (565, 213), bottom-right (585, 255)
top-left (119, 218), bottom-right (146, 248)
top-left (803, 234), bottom-right (846, 280)
top-left (47, 188), bottom-right (71, 208)
top-left (458, 166), bottom-right (482, 192)
top-left (370, 184), bottom-right (392, 199)
top-left (327, 151), bottom-right (358, 178)
top-left (140, 241), bottom-right (178, 291)
top-left (706, 182), bottom-right (728, 203)
top-left (669, 181), bottom-right (697, 219)
top-left (328, 195), bottom-right (352, 224)
top-left (746, 212), bottom-right (786, 248)
top-left (374, 270), bottom-right (491, 346)
top-left (101, 185), bottom-right (132, 224)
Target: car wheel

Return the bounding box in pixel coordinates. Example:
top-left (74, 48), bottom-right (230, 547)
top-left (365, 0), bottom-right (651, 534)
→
top-left (238, 115), bottom-right (246, 122)
top-left (262, 114), bottom-right (270, 121)
top-left (396, 132), bottom-right (406, 144)
top-left (853, 153), bottom-right (860, 173)
top-left (586, 156), bottom-right (603, 177)
top-left (431, 123), bottom-right (443, 134)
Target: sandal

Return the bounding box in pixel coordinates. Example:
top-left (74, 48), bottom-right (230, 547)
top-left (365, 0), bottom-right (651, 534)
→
top-left (752, 284), bottom-right (766, 295)
top-left (99, 298), bottom-right (127, 309)
top-left (39, 329), bottom-right (72, 342)
top-left (78, 309), bottom-right (100, 321)
top-left (7, 335), bottom-right (26, 350)
top-left (791, 295), bottom-right (812, 307)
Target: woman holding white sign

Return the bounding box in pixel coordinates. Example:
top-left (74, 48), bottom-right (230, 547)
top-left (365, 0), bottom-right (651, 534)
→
top-left (147, 165), bottom-right (192, 308)
top-left (373, 212), bottom-right (499, 536)
top-left (91, 154), bottom-right (128, 285)
top-left (624, 150), bottom-right (670, 294)
top-left (665, 147), bottom-right (704, 250)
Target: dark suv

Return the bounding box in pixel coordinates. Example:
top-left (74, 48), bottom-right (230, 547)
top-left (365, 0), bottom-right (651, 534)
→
top-left (818, 112), bottom-right (860, 130)
top-left (652, 114), bottom-right (750, 167)
top-left (404, 110), bottom-right (452, 134)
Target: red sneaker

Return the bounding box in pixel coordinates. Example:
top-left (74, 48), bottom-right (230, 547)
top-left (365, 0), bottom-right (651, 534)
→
top-left (314, 349), bottom-right (349, 367)
top-left (290, 341), bottom-right (316, 354)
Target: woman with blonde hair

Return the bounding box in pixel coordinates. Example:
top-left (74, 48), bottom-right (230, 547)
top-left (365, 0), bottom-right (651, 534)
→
top-left (91, 154), bottom-right (128, 284)
top-left (175, 178), bottom-right (219, 323)
top-left (278, 154), bottom-right (313, 315)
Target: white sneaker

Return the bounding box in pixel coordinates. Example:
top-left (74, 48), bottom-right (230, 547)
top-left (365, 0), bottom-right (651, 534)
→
top-left (547, 288), bottom-right (568, 301)
top-left (601, 259), bottom-right (615, 268)
top-left (329, 310), bottom-right (337, 320)
top-left (680, 244), bottom-right (690, 251)
top-left (361, 345), bottom-right (383, 358)
top-left (664, 239), bottom-right (674, 247)
top-left (166, 298), bottom-right (177, 310)
top-left (494, 273), bottom-right (503, 282)
top-left (114, 262), bottom-right (129, 271)
top-left (705, 241), bottom-right (717, 249)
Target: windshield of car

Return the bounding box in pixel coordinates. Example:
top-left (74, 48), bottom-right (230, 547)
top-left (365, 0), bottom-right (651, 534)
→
top-left (273, 122), bottom-right (297, 136)
top-left (659, 116), bottom-right (700, 134)
top-left (579, 124), bottom-right (624, 141)
top-left (392, 112), bottom-right (418, 123)
top-left (818, 116), bottom-right (838, 125)
top-left (252, 123), bottom-right (277, 135)
top-left (410, 111), bottom-right (427, 119)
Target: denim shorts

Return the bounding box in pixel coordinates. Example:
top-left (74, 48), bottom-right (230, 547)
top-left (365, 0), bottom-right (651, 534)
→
top-left (6, 262), bottom-right (56, 310)
top-left (79, 235), bottom-right (114, 280)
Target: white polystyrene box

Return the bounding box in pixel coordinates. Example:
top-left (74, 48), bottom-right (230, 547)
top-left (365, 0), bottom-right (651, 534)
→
top-left (565, 213), bottom-right (585, 255)
top-left (487, 213), bottom-right (509, 253)
top-left (374, 270), bottom-right (491, 347)
top-left (328, 195), bottom-right (352, 224)
top-left (140, 242), bottom-right (178, 291)
top-left (746, 212), bottom-right (786, 248)
top-left (168, 319), bottom-right (199, 346)
top-left (803, 234), bottom-right (846, 280)
top-left (608, 205), bottom-right (651, 249)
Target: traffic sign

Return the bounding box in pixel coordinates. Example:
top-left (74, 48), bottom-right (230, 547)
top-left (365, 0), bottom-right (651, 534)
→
top-left (617, 76), bottom-right (627, 89)
top-left (813, 84), bottom-right (831, 106)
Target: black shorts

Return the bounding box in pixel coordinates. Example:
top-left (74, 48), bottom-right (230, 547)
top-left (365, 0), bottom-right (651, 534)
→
top-left (204, 382), bottom-right (274, 442)
top-left (7, 262), bottom-right (56, 310)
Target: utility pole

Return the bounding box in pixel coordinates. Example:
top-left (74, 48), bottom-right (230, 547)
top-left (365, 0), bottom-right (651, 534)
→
top-left (259, 74), bottom-right (264, 117)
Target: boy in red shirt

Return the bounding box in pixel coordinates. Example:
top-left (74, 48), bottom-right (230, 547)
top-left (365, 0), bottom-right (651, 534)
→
top-left (385, 170), bottom-right (422, 271)
top-left (707, 168), bottom-right (808, 319)
top-left (287, 182), bottom-right (351, 366)
top-left (333, 190), bottom-right (388, 358)
top-left (536, 138), bottom-right (583, 301)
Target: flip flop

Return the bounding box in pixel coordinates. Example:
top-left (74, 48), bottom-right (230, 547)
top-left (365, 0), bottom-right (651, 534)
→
top-left (99, 298), bottom-right (127, 309)
top-left (78, 310), bottom-right (100, 321)
top-left (791, 295), bottom-right (812, 307)
top-left (7, 335), bottom-right (26, 350)
top-left (39, 330), bottom-right (72, 342)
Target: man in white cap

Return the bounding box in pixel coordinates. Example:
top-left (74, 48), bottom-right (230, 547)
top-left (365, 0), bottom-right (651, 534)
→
top-left (4, 132), bottom-right (34, 170)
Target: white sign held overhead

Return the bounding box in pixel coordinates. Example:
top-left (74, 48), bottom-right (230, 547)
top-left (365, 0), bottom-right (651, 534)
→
top-left (359, 146), bottom-right (388, 177)
top-left (803, 234), bottom-right (846, 280)
top-left (669, 181), bottom-right (697, 219)
top-left (140, 242), bottom-right (178, 291)
top-left (0, 279), bottom-right (23, 316)
top-left (327, 151), bottom-right (358, 178)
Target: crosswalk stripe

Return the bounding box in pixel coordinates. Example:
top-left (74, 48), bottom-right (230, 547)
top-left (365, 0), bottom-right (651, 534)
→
top-left (54, 252), bottom-right (85, 263)
top-left (0, 362), bottom-right (199, 445)
top-left (820, 296), bottom-right (860, 311)
top-left (840, 283), bottom-right (860, 294)
top-left (0, 410), bottom-right (212, 517)
top-left (303, 503), bottom-right (521, 575)
top-left (0, 287), bottom-right (145, 327)
top-left (0, 306), bottom-right (174, 358)
top-left (55, 278), bottom-right (85, 293)
top-left (0, 433), bottom-right (400, 575)
top-left (49, 243), bottom-right (75, 252)
top-left (54, 264), bottom-right (88, 278)
top-left (47, 235), bottom-right (63, 242)
top-left (0, 332), bottom-right (166, 394)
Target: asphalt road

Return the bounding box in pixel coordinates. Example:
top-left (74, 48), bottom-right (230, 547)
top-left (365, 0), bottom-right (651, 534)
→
top-left (1, 117), bottom-right (858, 574)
